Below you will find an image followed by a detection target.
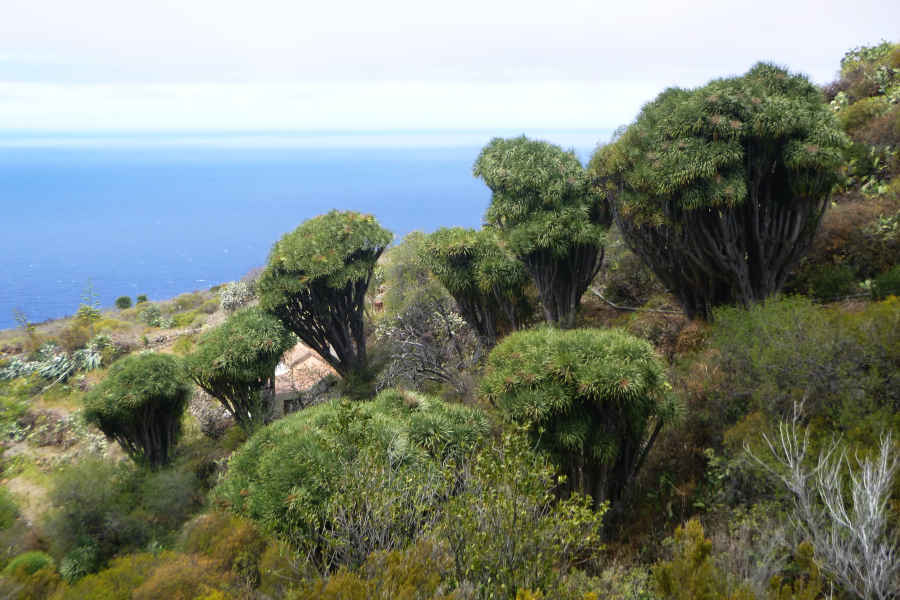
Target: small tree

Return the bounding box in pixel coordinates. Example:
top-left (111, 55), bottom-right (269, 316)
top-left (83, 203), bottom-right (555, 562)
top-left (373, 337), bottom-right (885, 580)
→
top-left (481, 327), bottom-right (677, 507)
top-left (83, 353), bottom-right (190, 468)
top-left (592, 63), bottom-right (848, 320)
top-left (114, 296), bottom-right (132, 310)
top-left (184, 307), bottom-right (295, 432)
top-left (421, 227), bottom-right (531, 347)
top-left (474, 136), bottom-right (610, 328)
top-left (258, 211), bottom-right (392, 392)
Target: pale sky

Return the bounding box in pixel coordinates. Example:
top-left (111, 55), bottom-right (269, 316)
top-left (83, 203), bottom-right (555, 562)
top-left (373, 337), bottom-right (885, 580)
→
top-left (0, 0), bottom-right (897, 134)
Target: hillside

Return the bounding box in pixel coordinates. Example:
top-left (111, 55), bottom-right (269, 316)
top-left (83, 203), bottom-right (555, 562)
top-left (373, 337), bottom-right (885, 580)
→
top-left (0, 42), bottom-right (898, 600)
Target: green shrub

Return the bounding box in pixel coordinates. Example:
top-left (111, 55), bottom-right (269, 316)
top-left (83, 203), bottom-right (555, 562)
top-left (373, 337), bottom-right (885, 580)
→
top-left (3, 551), bottom-right (54, 577)
top-left (708, 296), bottom-right (900, 446)
top-left (806, 263), bottom-right (858, 301)
top-left (481, 327), bottom-right (677, 506)
top-left (173, 311), bottom-right (201, 328)
top-left (872, 264), bottom-right (900, 299)
top-left (436, 434), bottom-right (606, 598)
top-left (652, 520), bottom-right (750, 600)
top-left (139, 304), bottom-right (163, 327)
top-left (3, 565), bottom-right (60, 600)
top-left (0, 486), bottom-right (20, 531)
top-left (51, 552), bottom-right (166, 600)
top-left (179, 512), bottom-right (268, 588)
top-left (58, 323), bottom-right (91, 353)
top-left (172, 292), bottom-right (204, 312)
top-left (83, 352), bottom-right (190, 467)
top-left (131, 553), bottom-right (237, 600)
top-left (214, 390), bottom-right (488, 571)
top-left (114, 296), bottom-right (132, 310)
top-left (43, 459), bottom-right (150, 569)
top-left (171, 334), bottom-right (196, 356)
top-left (199, 298), bottom-right (220, 314)
top-left (59, 545), bottom-right (100, 583)
top-left (138, 468), bottom-right (202, 531)
top-left (136, 294), bottom-right (148, 304)
top-left (289, 540), bottom-right (457, 600)
top-left (839, 96), bottom-right (891, 134)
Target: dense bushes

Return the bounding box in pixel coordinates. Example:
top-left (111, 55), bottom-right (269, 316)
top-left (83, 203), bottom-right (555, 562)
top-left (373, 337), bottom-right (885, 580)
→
top-left (481, 327), bottom-right (677, 506)
top-left (83, 353), bottom-right (190, 467)
top-left (708, 296), bottom-right (900, 441)
top-left (214, 390), bottom-right (488, 571)
top-left (43, 457), bottom-right (205, 577)
top-left (437, 434), bottom-right (605, 597)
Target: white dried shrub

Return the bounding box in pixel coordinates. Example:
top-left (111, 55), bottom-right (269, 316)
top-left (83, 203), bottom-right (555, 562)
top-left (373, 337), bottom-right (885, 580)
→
top-left (220, 281), bottom-right (256, 313)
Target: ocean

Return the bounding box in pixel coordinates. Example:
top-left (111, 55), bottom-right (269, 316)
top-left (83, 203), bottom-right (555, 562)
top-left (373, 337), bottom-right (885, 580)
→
top-left (0, 131), bottom-right (609, 330)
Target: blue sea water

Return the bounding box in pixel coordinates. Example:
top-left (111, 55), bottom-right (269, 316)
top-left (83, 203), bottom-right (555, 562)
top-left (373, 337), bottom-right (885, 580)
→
top-left (0, 131), bottom-right (607, 330)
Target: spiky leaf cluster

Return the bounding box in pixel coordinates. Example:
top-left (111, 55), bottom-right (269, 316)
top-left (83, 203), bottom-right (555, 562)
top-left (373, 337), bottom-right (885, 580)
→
top-left (481, 327), bottom-right (676, 505)
top-left (214, 389), bottom-right (488, 568)
top-left (475, 137), bottom-right (610, 328)
top-left (184, 307), bottom-right (295, 432)
top-left (596, 63), bottom-right (847, 220)
top-left (475, 136), bottom-right (607, 257)
top-left (421, 227), bottom-right (530, 345)
top-left (258, 210), bottom-right (392, 381)
top-left (83, 353), bottom-right (190, 468)
top-left (259, 210), bottom-right (392, 306)
top-left (592, 63), bottom-right (849, 319)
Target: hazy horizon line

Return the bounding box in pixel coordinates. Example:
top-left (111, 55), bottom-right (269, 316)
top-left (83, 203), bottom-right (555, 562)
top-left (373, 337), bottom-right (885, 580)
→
top-left (0, 128), bottom-right (615, 150)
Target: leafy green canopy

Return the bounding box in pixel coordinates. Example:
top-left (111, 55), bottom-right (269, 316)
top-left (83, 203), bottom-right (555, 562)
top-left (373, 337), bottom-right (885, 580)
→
top-left (598, 63), bottom-right (846, 218)
top-left (475, 136), bottom-right (610, 328)
top-left (258, 210), bottom-right (392, 381)
top-left (83, 353), bottom-right (190, 468)
top-left (481, 327), bottom-right (677, 506)
top-left (260, 210), bottom-right (392, 305)
top-left (214, 389), bottom-right (488, 570)
top-left (476, 136), bottom-right (607, 257)
top-left (592, 63), bottom-right (849, 319)
top-left (421, 227), bottom-right (531, 345)
top-left (184, 307), bottom-right (295, 432)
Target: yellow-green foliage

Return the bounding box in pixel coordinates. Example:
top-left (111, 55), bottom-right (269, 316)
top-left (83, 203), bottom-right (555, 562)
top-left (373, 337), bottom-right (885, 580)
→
top-left (94, 318), bottom-right (129, 333)
top-left (653, 520), bottom-right (752, 600)
top-left (288, 541), bottom-right (457, 600)
top-left (171, 292), bottom-right (206, 313)
top-left (131, 553), bottom-right (237, 600)
top-left (172, 334), bottom-right (196, 356)
top-left (652, 521), bottom-right (825, 600)
top-left (3, 566), bottom-right (61, 600)
top-left (51, 552), bottom-right (166, 600)
top-left (437, 434), bottom-right (606, 598)
top-left (3, 551), bottom-right (54, 577)
top-left (180, 511), bottom-right (268, 587)
top-left (839, 96), bottom-right (891, 133)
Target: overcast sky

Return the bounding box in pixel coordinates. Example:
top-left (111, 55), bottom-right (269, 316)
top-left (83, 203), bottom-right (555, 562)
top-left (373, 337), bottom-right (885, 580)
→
top-left (0, 0), bottom-right (897, 134)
